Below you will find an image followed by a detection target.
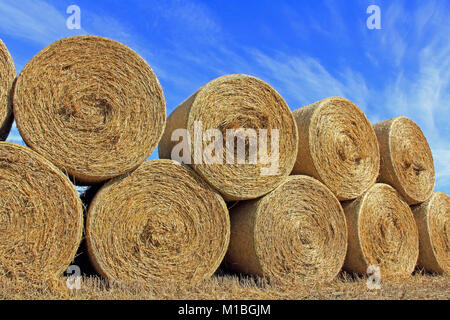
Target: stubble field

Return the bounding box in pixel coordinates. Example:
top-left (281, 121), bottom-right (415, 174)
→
top-left (1, 272), bottom-right (448, 300)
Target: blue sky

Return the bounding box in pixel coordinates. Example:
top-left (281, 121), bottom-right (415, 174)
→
top-left (1, 0), bottom-right (449, 193)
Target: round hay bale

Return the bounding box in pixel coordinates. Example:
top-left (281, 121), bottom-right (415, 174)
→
top-left (373, 117), bottom-right (435, 205)
top-left (0, 40), bottom-right (16, 141)
top-left (86, 160), bottom-right (230, 284)
top-left (342, 183), bottom-right (419, 278)
top-left (158, 74), bottom-right (298, 201)
top-left (0, 142), bottom-right (83, 279)
top-left (13, 36), bottom-right (166, 185)
top-left (412, 192), bottom-right (449, 274)
top-left (225, 175), bottom-right (348, 285)
top-left (292, 97), bottom-right (380, 201)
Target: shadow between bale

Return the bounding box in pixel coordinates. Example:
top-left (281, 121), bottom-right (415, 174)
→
top-left (0, 40), bottom-right (16, 141)
top-left (68, 184), bottom-right (105, 278)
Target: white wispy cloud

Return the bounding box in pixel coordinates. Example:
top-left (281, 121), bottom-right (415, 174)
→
top-left (380, 1), bottom-right (450, 190)
top-left (433, 149), bottom-right (450, 190)
top-left (379, 2), bottom-right (408, 66)
top-left (83, 13), bottom-right (132, 41)
top-left (247, 50), bottom-right (370, 111)
top-left (0, 0), bottom-right (85, 45)
top-left (149, 0), bottom-right (222, 44)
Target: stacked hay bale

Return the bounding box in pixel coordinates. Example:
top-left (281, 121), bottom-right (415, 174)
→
top-left (1, 40), bottom-right (87, 284)
top-left (13, 35), bottom-right (166, 185)
top-left (288, 99), bottom-right (445, 279)
top-left (342, 183), bottom-right (419, 278)
top-left (412, 193), bottom-right (449, 274)
top-left (86, 160), bottom-right (230, 284)
top-left (291, 97), bottom-right (380, 201)
top-left (159, 74), bottom-right (299, 201)
top-left (225, 175), bottom-right (348, 285)
top-left (159, 76), bottom-right (351, 284)
top-left (4, 36), bottom-right (235, 287)
top-left (336, 115), bottom-right (447, 278)
top-left (373, 117), bottom-right (435, 205)
top-left (372, 117), bottom-right (448, 276)
top-left (0, 40), bottom-right (15, 141)
top-left (1, 35), bottom-right (171, 284)
top-left (0, 143), bottom-right (83, 281)
top-left (240, 96), bottom-right (381, 281)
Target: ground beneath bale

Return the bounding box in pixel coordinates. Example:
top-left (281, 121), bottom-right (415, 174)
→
top-left (0, 273), bottom-right (448, 300)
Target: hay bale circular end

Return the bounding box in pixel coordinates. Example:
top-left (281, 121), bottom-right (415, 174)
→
top-left (343, 183), bottom-right (419, 278)
top-left (13, 36), bottom-right (166, 185)
top-left (0, 142), bottom-right (83, 279)
top-left (159, 74), bottom-right (298, 201)
top-left (373, 117), bottom-right (435, 205)
top-left (0, 40), bottom-right (16, 141)
top-left (225, 175), bottom-right (348, 285)
top-left (86, 160), bottom-right (230, 284)
top-left (292, 97), bottom-right (380, 201)
top-left (412, 192), bottom-right (449, 274)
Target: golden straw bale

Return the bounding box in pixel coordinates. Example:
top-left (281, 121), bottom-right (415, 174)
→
top-left (343, 183), bottom-right (419, 278)
top-left (159, 74), bottom-right (298, 201)
top-left (0, 142), bottom-right (83, 280)
top-left (225, 175), bottom-right (347, 285)
top-left (0, 40), bottom-right (15, 141)
top-left (292, 97), bottom-right (380, 201)
top-left (412, 192), bottom-right (449, 274)
top-left (86, 160), bottom-right (230, 285)
top-left (13, 36), bottom-right (166, 185)
top-left (373, 117), bottom-right (435, 205)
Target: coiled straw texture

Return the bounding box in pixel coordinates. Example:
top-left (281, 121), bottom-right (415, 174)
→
top-left (292, 97), bottom-right (380, 201)
top-left (86, 160), bottom-right (230, 285)
top-left (0, 40), bottom-right (15, 141)
top-left (412, 192), bottom-right (449, 274)
top-left (225, 175), bottom-right (347, 285)
top-left (373, 117), bottom-right (435, 205)
top-left (13, 36), bottom-right (166, 185)
top-left (0, 142), bottom-right (83, 280)
top-left (159, 74), bottom-right (298, 201)
top-left (343, 183), bottom-right (419, 278)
